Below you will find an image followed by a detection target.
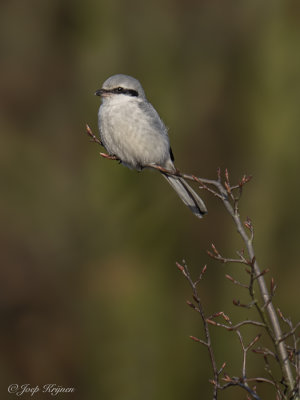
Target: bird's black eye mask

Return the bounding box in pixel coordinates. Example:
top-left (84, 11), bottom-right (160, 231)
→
top-left (113, 87), bottom-right (139, 97)
top-left (95, 87), bottom-right (139, 97)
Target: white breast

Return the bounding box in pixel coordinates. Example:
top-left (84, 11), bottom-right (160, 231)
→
top-left (98, 96), bottom-right (171, 170)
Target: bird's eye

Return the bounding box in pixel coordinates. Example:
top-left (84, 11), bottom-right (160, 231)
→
top-left (117, 87), bottom-right (123, 92)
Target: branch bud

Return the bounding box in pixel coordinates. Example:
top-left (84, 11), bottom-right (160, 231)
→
top-left (270, 277), bottom-right (277, 295)
top-left (186, 300), bottom-right (196, 309)
top-left (225, 274), bottom-right (234, 282)
top-left (225, 168), bottom-right (229, 183)
top-left (206, 319), bottom-right (217, 326)
top-left (211, 243), bottom-right (220, 256)
top-left (202, 265), bottom-right (207, 274)
top-left (222, 374), bottom-right (231, 382)
top-left (224, 181), bottom-right (231, 194)
top-left (176, 262), bottom-right (187, 277)
top-left (277, 308), bottom-right (284, 319)
top-left (176, 262), bottom-right (184, 272)
top-left (190, 335), bottom-right (201, 342)
top-left (240, 174), bottom-right (253, 186)
top-left (248, 334), bottom-right (262, 349)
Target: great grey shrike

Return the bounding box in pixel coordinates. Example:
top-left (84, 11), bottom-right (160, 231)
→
top-left (95, 74), bottom-right (207, 218)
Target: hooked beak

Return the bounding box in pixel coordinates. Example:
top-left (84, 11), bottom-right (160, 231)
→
top-left (95, 88), bottom-right (110, 97)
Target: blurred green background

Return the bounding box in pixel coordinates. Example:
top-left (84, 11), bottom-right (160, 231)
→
top-left (1, 0), bottom-right (300, 399)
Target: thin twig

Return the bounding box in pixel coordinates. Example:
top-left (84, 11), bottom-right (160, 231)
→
top-left (206, 319), bottom-right (266, 331)
top-left (177, 261), bottom-right (220, 399)
top-left (86, 123), bottom-right (103, 145)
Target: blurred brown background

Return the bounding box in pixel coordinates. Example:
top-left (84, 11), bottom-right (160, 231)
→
top-left (1, 0), bottom-right (300, 399)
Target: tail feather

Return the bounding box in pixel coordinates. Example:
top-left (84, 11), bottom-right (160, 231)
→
top-left (162, 174), bottom-right (207, 219)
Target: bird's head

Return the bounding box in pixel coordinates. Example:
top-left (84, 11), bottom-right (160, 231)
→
top-left (95, 74), bottom-right (146, 102)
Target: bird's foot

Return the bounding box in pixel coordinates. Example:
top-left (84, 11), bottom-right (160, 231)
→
top-left (99, 152), bottom-right (119, 161)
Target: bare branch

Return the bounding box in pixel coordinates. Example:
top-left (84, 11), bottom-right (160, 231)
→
top-left (278, 321), bottom-right (300, 343)
top-left (86, 126), bottom-right (299, 399)
top-left (86, 124), bottom-right (103, 146)
top-left (220, 378), bottom-right (262, 400)
top-left (177, 261), bottom-right (221, 399)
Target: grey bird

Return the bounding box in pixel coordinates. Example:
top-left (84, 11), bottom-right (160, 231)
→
top-left (95, 74), bottom-right (207, 218)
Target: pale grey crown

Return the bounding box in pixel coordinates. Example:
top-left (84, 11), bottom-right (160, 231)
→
top-left (101, 74), bottom-right (146, 99)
